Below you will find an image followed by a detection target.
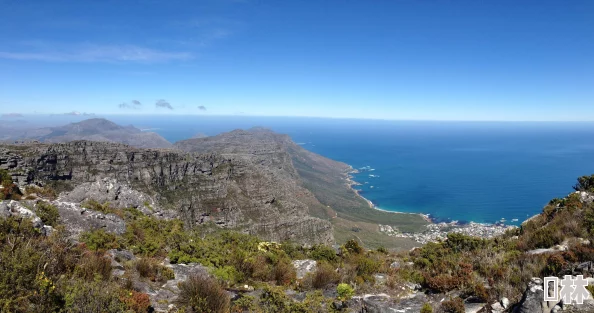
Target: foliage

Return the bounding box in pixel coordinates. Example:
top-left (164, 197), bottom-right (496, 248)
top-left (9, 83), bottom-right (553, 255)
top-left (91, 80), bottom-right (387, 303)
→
top-left (420, 303), bottom-right (433, 313)
top-left (25, 185), bottom-right (57, 200)
top-left (176, 274), bottom-right (230, 313)
top-left (310, 244), bottom-right (338, 263)
top-left (0, 169), bottom-right (21, 200)
top-left (62, 277), bottom-right (126, 313)
top-left (35, 201), bottom-right (60, 226)
top-left (440, 297), bottom-right (465, 313)
top-left (80, 228), bottom-right (120, 251)
top-left (336, 283), bottom-right (354, 301)
top-left (135, 258), bottom-right (175, 283)
top-left (343, 239), bottom-right (363, 254)
top-left (573, 174), bottom-right (594, 192)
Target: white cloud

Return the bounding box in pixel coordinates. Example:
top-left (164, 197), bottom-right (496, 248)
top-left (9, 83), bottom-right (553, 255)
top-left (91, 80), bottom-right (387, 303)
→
top-left (0, 44), bottom-right (192, 63)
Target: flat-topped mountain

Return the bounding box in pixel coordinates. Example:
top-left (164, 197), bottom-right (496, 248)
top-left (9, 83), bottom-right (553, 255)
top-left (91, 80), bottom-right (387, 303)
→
top-left (11, 118), bottom-right (172, 149)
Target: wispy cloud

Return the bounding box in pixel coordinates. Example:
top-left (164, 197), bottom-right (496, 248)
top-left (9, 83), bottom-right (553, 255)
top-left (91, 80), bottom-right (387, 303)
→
top-left (198, 105), bottom-right (207, 111)
top-left (119, 100), bottom-right (142, 109)
top-left (0, 44), bottom-right (192, 63)
top-left (155, 99), bottom-right (173, 110)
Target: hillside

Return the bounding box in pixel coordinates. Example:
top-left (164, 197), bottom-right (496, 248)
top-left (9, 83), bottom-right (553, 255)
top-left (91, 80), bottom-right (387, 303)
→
top-left (2, 154), bottom-right (594, 312)
top-left (9, 118), bottom-right (173, 149)
top-left (175, 128), bottom-right (428, 249)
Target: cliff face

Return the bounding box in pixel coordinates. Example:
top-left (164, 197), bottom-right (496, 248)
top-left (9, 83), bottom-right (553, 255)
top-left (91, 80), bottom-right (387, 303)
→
top-left (0, 140), bottom-right (333, 245)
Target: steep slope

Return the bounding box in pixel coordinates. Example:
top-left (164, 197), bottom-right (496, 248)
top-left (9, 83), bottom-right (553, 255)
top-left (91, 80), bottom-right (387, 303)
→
top-left (175, 128), bottom-right (428, 248)
top-left (13, 118), bottom-right (173, 149)
top-left (0, 140), bottom-right (333, 245)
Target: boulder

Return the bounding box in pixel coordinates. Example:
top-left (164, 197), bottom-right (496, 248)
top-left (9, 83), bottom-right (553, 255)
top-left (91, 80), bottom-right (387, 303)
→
top-left (50, 200), bottom-right (126, 237)
top-left (292, 259), bottom-right (317, 279)
top-left (1, 200), bottom-right (44, 228)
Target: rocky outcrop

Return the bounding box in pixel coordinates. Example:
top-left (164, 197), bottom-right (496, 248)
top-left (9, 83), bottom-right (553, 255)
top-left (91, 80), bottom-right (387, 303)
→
top-left (0, 140), bottom-right (334, 245)
top-left (0, 200), bottom-right (52, 235)
top-left (50, 199), bottom-right (126, 236)
top-left (513, 277), bottom-right (594, 313)
top-left (59, 178), bottom-right (176, 219)
top-left (292, 259), bottom-right (317, 279)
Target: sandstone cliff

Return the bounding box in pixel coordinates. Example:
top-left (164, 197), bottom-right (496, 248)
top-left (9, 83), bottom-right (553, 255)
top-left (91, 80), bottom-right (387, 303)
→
top-left (0, 140), bottom-right (333, 245)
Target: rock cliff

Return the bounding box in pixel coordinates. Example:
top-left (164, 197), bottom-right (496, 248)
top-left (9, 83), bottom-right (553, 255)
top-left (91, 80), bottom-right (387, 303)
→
top-left (0, 140), bottom-right (333, 245)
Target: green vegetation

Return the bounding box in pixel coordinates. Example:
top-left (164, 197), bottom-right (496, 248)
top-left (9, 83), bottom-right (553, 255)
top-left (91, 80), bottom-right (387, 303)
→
top-left (336, 283), bottom-right (354, 301)
top-left (35, 201), bottom-right (60, 227)
top-left (2, 173), bottom-right (594, 312)
top-left (420, 303), bottom-right (433, 313)
top-left (0, 169), bottom-right (21, 200)
top-left (574, 174), bottom-right (594, 192)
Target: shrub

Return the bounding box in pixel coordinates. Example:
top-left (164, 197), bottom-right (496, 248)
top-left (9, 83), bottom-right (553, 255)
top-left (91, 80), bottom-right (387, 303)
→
top-left (336, 283), bottom-right (354, 301)
top-left (441, 297), bottom-right (465, 313)
top-left (259, 285), bottom-right (309, 313)
top-left (344, 239), bottom-right (363, 254)
top-left (309, 261), bottom-right (339, 289)
top-left (573, 175), bottom-right (594, 192)
top-left (310, 244), bottom-right (337, 263)
top-left (120, 290), bottom-right (151, 313)
top-left (25, 185), bottom-right (57, 200)
top-left (35, 201), bottom-right (60, 226)
top-left (80, 229), bottom-right (120, 251)
top-left (420, 303), bottom-right (433, 313)
top-left (75, 251), bottom-right (112, 281)
top-left (63, 278), bottom-right (126, 313)
top-left (273, 259), bottom-right (296, 286)
top-left (176, 274), bottom-right (230, 313)
top-left (135, 258), bottom-right (175, 283)
top-left (82, 199), bottom-right (114, 214)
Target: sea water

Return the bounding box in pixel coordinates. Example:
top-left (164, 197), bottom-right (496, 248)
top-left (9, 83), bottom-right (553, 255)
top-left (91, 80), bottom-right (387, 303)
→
top-left (31, 115), bottom-right (594, 225)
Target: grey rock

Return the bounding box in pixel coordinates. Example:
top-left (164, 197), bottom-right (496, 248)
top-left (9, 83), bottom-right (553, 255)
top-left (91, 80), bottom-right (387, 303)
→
top-left (108, 249), bottom-right (137, 262)
top-left (59, 178), bottom-right (176, 219)
top-left (465, 302), bottom-right (486, 313)
top-left (149, 263), bottom-right (210, 312)
top-left (501, 297), bottom-right (510, 309)
top-left (1, 200), bottom-right (44, 229)
top-left (389, 261), bottom-right (400, 269)
top-left (50, 200), bottom-right (126, 237)
top-left (0, 139), bottom-right (335, 245)
top-left (292, 259), bottom-right (317, 279)
top-left (513, 277), bottom-right (558, 313)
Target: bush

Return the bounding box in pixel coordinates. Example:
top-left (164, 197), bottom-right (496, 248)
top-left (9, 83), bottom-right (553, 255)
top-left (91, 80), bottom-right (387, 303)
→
top-left (135, 258), bottom-right (175, 283)
top-left (120, 290), bottom-right (151, 313)
top-left (420, 303), bottom-right (433, 313)
top-left (25, 185), bottom-right (57, 200)
top-left (336, 283), bottom-right (354, 301)
top-left (80, 229), bottom-right (120, 251)
top-left (573, 175), bottom-right (594, 192)
top-left (35, 201), bottom-right (60, 226)
top-left (273, 259), bottom-right (296, 286)
top-left (63, 278), bottom-right (126, 313)
top-left (75, 251), bottom-right (112, 281)
top-left (309, 261), bottom-right (339, 289)
top-left (176, 274), bottom-right (230, 313)
top-left (310, 244), bottom-right (338, 263)
top-left (441, 297), bottom-right (465, 313)
top-left (344, 239), bottom-right (363, 254)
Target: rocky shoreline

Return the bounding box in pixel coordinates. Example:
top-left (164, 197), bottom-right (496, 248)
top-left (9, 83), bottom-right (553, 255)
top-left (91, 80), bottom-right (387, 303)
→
top-left (346, 167), bottom-right (518, 244)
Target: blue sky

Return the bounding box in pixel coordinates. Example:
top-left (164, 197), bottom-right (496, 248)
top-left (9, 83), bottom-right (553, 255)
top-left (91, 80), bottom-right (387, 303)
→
top-left (0, 0), bottom-right (592, 121)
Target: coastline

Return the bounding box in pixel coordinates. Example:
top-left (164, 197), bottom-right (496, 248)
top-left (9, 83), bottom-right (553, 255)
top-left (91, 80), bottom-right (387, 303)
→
top-left (346, 167), bottom-right (433, 223)
top-left (345, 166), bottom-right (518, 243)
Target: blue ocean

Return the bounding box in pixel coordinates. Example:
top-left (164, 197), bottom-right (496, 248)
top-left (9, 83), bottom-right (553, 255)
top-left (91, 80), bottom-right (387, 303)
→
top-left (32, 115), bottom-right (594, 225)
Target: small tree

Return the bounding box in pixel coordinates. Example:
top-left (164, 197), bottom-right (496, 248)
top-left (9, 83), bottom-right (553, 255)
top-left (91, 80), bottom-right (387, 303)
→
top-left (573, 175), bottom-right (594, 192)
top-left (336, 283), bottom-right (354, 301)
